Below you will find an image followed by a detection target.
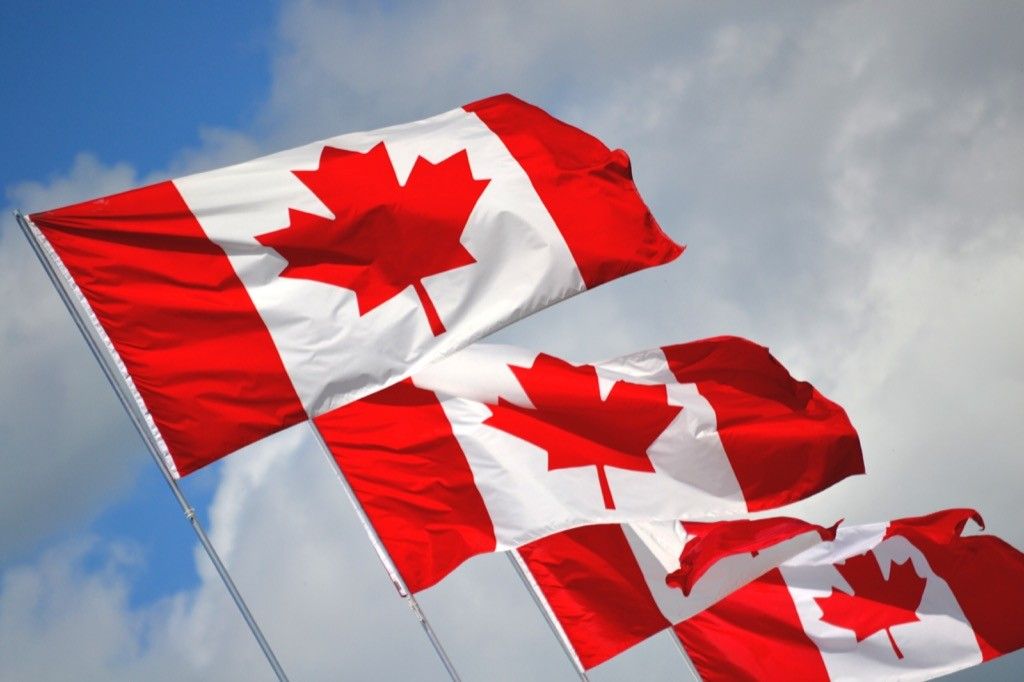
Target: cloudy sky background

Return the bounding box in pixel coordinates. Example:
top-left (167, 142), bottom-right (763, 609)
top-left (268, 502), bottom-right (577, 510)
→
top-left (1, 1), bottom-right (1022, 679)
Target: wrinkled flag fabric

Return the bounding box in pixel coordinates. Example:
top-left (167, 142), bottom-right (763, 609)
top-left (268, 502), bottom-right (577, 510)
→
top-left (28, 93), bottom-right (680, 476)
top-left (675, 509), bottom-right (1024, 681)
top-left (518, 516), bottom-right (836, 669)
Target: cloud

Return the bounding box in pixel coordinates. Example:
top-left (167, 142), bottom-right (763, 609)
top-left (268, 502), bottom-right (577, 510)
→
top-left (0, 156), bottom-right (145, 556)
top-left (0, 423), bottom-right (591, 681)
top-left (0, 532), bottom-right (209, 682)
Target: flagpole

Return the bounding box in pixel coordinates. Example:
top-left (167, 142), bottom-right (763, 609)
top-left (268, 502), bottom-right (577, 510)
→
top-left (308, 427), bottom-right (462, 681)
top-left (507, 551), bottom-right (590, 681)
top-left (14, 211), bottom-right (290, 682)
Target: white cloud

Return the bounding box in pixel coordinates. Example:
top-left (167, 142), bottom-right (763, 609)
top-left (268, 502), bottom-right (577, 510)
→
top-left (0, 536), bottom-right (179, 682)
top-left (0, 156), bottom-right (145, 556)
top-left (0, 425), bottom-right (591, 681)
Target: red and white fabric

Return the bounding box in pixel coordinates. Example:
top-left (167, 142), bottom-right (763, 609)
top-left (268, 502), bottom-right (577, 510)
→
top-left (318, 335), bottom-right (863, 592)
top-left (675, 509), bottom-right (1024, 681)
top-left (519, 510), bottom-right (1024, 680)
top-left (28, 93), bottom-right (680, 476)
top-left (517, 516), bottom-right (837, 670)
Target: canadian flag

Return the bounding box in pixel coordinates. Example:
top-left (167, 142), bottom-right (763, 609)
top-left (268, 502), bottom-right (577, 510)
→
top-left (27, 93), bottom-right (680, 477)
top-left (519, 510), bottom-right (1024, 680)
top-left (674, 509), bottom-right (1024, 681)
top-left (317, 335), bottom-right (863, 592)
top-left (517, 516), bottom-right (837, 670)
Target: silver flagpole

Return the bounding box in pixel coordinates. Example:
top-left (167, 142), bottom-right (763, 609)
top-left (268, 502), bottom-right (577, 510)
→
top-left (506, 551), bottom-right (590, 681)
top-left (309, 427), bottom-right (462, 681)
top-left (14, 211), bottom-right (289, 682)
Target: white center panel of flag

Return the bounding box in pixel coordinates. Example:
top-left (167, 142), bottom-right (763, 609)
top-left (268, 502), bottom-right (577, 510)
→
top-left (173, 107), bottom-right (585, 417)
top-left (412, 343), bottom-right (539, 406)
top-left (782, 527), bottom-right (983, 681)
top-left (428, 347), bottom-right (747, 550)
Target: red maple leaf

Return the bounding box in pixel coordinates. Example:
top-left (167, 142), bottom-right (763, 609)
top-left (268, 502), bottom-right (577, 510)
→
top-left (483, 354), bottom-right (683, 509)
top-left (815, 549), bottom-right (927, 659)
top-left (256, 142), bottom-right (490, 335)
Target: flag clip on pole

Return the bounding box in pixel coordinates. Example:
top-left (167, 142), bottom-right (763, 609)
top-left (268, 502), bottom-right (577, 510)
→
top-left (13, 211), bottom-right (290, 682)
top-left (309, 427), bottom-right (463, 682)
top-left (507, 551), bottom-right (591, 681)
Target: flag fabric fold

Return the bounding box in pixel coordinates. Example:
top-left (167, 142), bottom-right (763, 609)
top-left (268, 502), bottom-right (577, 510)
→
top-left (666, 516), bottom-right (840, 596)
top-left (28, 93), bottom-right (680, 476)
top-left (675, 508), bottom-right (1024, 681)
top-left (517, 516), bottom-right (834, 669)
top-left (517, 510), bottom-right (1024, 680)
top-left (317, 336), bottom-right (862, 592)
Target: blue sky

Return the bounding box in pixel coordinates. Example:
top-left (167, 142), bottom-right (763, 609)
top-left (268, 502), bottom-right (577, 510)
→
top-left (1, 2), bottom-right (274, 192)
top-left (1, 0), bottom-right (275, 608)
top-left (1, 2), bottom-right (1022, 680)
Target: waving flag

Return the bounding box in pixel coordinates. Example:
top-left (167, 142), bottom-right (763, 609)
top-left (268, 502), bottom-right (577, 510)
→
top-left (518, 510), bottom-right (1024, 679)
top-left (517, 517), bottom-right (836, 669)
top-left (675, 509), bottom-right (1024, 681)
top-left (26, 93), bottom-right (680, 476)
top-left (317, 335), bottom-right (863, 592)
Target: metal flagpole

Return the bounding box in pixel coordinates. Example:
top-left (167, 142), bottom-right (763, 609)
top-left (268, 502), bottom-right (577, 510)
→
top-left (309, 426), bottom-right (462, 681)
top-left (506, 551), bottom-right (590, 681)
top-left (14, 211), bottom-right (290, 682)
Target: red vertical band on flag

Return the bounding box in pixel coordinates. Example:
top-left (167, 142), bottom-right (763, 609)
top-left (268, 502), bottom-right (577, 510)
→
top-left (518, 524), bottom-right (671, 670)
top-left (30, 182), bottom-right (306, 475)
top-left (674, 568), bottom-right (831, 682)
top-left (886, 509), bottom-right (1024, 661)
top-left (316, 380), bottom-right (496, 593)
top-left (464, 93), bottom-right (683, 288)
top-left (663, 336), bottom-right (864, 511)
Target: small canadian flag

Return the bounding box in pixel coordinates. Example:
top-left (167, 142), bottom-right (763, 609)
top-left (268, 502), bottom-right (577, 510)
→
top-left (673, 509), bottom-right (1024, 681)
top-left (518, 509), bottom-right (1024, 680)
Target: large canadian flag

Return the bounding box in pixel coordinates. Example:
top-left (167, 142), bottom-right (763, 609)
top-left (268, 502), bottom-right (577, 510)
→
top-left (519, 510), bottom-right (1024, 680)
top-left (317, 335), bottom-right (863, 592)
top-left (27, 93), bottom-right (680, 477)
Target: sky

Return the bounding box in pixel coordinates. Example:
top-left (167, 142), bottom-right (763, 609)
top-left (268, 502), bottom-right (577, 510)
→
top-left (1, 1), bottom-right (1022, 680)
